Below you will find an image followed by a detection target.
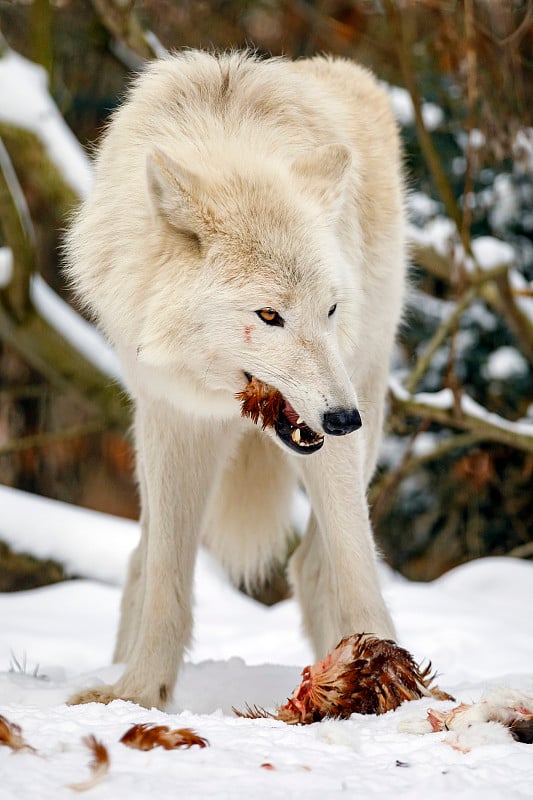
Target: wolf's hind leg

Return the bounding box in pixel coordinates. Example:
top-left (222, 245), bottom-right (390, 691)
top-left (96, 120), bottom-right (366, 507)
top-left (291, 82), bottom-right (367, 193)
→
top-left (203, 429), bottom-right (297, 590)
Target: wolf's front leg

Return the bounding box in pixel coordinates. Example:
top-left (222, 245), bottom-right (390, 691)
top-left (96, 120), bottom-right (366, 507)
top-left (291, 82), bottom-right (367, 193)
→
top-left (69, 399), bottom-right (231, 709)
top-left (292, 435), bottom-right (395, 658)
top-left (113, 449), bottom-right (149, 665)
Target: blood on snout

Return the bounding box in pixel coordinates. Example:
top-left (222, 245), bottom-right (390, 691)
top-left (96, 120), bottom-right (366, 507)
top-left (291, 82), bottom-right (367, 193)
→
top-left (244, 325), bottom-right (254, 344)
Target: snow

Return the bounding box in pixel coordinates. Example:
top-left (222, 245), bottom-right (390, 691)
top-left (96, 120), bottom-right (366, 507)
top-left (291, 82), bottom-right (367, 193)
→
top-left (469, 129), bottom-right (485, 149)
top-left (483, 346), bottom-right (529, 381)
top-left (0, 484), bottom-right (134, 585)
top-left (386, 85), bottom-right (444, 131)
top-left (471, 236), bottom-right (515, 271)
top-left (408, 216), bottom-right (457, 257)
top-left (0, 246), bottom-right (13, 288)
top-left (31, 275), bottom-right (122, 382)
top-left (0, 48), bottom-right (120, 381)
top-left (489, 173), bottom-right (520, 232)
top-left (0, 489), bottom-right (532, 799)
top-left (407, 192), bottom-right (439, 223)
top-left (460, 393), bottom-right (533, 439)
top-left (0, 49), bottom-right (93, 198)
top-left (1, 42), bottom-right (532, 799)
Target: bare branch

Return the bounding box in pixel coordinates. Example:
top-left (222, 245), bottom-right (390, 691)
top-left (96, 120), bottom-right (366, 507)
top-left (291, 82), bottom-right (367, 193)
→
top-left (91, 0), bottom-right (165, 65)
top-left (405, 286), bottom-right (477, 395)
top-left (0, 422), bottom-right (106, 456)
top-left (0, 138), bottom-right (34, 321)
top-left (0, 124), bottom-right (129, 431)
top-left (384, 1), bottom-right (464, 241)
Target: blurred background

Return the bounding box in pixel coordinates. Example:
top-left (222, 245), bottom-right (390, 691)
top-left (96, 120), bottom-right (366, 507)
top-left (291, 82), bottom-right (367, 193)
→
top-left (0, 0), bottom-right (532, 597)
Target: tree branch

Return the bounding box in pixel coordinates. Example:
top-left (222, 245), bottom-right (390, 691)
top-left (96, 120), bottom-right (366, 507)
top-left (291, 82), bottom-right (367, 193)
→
top-left (390, 380), bottom-right (533, 454)
top-left (91, 0), bottom-right (165, 65)
top-left (0, 421), bottom-right (107, 456)
top-left (0, 138), bottom-right (33, 321)
top-left (0, 124), bottom-right (129, 431)
top-left (384, 0), bottom-right (464, 242)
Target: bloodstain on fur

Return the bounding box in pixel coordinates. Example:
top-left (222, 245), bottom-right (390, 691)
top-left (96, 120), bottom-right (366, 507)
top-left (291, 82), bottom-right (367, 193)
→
top-left (236, 376), bottom-right (284, 431)
top-left (120, 723), bottom-right (208, 751)
top-left (244, 325), bottom-right (253, 344)
top-left (234, 633), bottom-right (454, 724)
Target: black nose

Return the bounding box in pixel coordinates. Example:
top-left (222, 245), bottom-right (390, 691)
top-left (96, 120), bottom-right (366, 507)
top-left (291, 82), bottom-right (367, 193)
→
top-left (322, 408), bottom-right (362, 436)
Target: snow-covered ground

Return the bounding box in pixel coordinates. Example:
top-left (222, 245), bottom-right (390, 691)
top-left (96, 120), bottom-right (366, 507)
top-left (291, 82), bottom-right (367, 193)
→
top-left (1, 42), bottom-right (532, 799)
top-left (0, 486), bottom-right (532, 799)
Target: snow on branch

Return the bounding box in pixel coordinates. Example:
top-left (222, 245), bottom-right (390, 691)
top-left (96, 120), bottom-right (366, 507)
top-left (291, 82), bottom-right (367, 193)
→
top-left (0, 46), bottom-right (128, 434)
top-left (390, 377), bottom-right (533, 455)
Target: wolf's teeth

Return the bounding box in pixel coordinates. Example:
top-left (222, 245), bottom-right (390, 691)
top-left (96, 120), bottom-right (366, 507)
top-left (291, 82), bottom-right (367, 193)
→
top-left (296, 417), bottom-right (304, 426)
top-left (291, 428), bottom-right (301, 444)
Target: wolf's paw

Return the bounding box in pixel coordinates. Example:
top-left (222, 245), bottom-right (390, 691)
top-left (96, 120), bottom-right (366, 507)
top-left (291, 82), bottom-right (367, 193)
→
top-left (68, 683), bottom-right (164, 709)
top-left (67, 685), bottom-right (138, 706)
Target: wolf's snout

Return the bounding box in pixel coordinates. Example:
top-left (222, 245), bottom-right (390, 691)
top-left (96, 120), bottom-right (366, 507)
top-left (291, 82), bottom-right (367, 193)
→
top-left (322, 408), bottom-right (362, 436)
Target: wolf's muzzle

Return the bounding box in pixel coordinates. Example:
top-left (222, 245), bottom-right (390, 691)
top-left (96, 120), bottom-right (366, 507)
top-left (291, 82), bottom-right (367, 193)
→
top-left (322, 408), bottom-right (362, 436)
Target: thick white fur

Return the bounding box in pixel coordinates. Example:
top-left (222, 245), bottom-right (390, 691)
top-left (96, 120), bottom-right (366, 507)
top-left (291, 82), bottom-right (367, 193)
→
top-left (65, 51), bottom-right (407, 709)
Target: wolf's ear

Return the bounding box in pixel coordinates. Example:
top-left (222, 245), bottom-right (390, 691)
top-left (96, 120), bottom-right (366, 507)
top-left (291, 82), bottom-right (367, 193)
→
top-left (146, 149), bottom-right (205, 246)
top-left (290, 143), bottom-right (352, 215)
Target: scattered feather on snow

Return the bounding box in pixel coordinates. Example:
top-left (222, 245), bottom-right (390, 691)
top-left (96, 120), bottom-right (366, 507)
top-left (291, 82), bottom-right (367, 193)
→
top-left (67, 735), bottom-right (110, 793)
top-left (0, 494), bottom-right (533, 798)
top-left (120, 723), bottom-right (208, 751)
top-left (399, 688), bottom-right (533, 751)
top-left (0, 715), bottom-right (36, 753)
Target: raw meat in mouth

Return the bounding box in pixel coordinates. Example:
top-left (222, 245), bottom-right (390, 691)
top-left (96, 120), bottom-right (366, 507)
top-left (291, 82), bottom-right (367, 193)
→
top-left (236, 374), bottom-right (324, 454)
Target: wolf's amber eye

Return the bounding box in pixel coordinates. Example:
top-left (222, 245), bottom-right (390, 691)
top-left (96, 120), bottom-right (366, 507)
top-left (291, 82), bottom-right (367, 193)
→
top-left (328, 304), bottom-right (337, 317)
top-left (256, 308), bottom-right (284, 327)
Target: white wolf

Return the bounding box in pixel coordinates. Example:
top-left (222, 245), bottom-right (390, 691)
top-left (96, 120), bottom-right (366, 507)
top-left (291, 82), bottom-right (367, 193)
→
top-left (65, 50), bottom-right (407, 709)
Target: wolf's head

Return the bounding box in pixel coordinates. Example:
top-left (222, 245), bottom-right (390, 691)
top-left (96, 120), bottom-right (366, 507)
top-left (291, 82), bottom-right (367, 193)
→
top-left (140, 143), bottom-right (362, 455)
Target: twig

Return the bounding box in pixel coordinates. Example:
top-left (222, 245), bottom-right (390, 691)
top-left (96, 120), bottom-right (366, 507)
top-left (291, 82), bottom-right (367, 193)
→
top-left (0, 421), bottom-right (106, 456)
top-left (493, 272), bottom-right (533, 362)
top-left (460, 0), bottom-right (478, 255)
top-left (91, 0), bottom-right (164, 65)
top-left (384, 1), bottom-right (464, 246)
top-left (406, 286), bottom-right (477, 394)
top-left (371, 430), bottom-right (484, 524)
top-left (507, 541), bottom-right (533, 559)
top-left (0, 384), bottom-right (50, 400)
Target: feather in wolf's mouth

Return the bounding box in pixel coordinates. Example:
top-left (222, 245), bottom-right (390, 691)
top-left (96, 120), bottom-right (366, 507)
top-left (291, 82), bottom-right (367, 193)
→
top-left (236, 374), bottom-right (324, 454)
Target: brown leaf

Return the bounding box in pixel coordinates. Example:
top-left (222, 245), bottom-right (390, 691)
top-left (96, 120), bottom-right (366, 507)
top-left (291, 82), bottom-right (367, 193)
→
top-left (120, 723), bottom-right (208, 751)
top-left (0, 714), bottom-right (36, 753)
top-left (235, 633), bottom-right (454, 725)
top-left (68, 735), bottom-right (110, 793)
